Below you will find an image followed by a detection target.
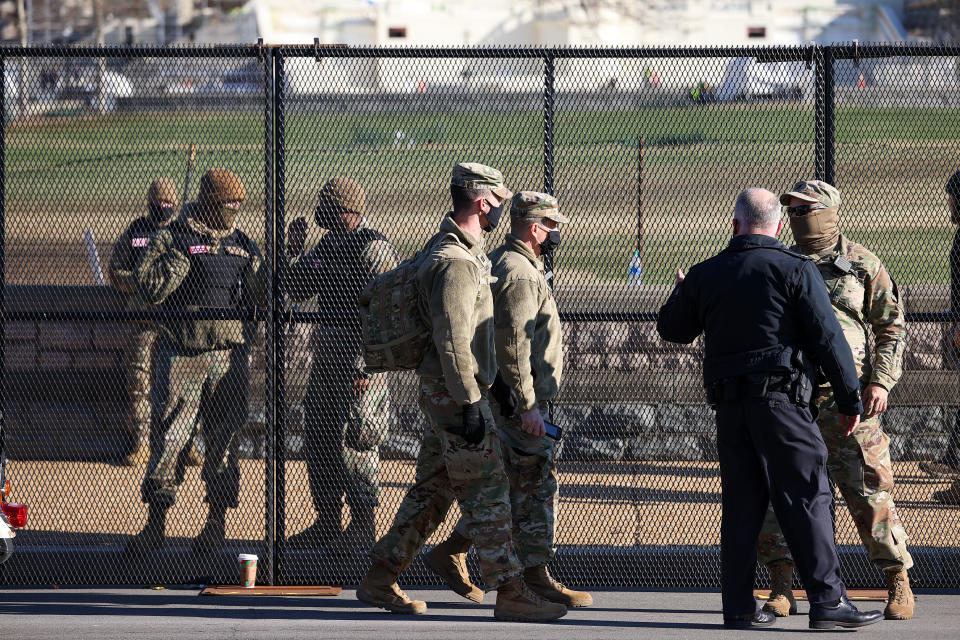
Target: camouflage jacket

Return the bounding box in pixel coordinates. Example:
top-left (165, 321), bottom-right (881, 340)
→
top-left (135, 208), bottom-right (267, 351)
top-left (108, 215), bottom-right (157, 310)
top-left (488, 234), bottom-right (562, 412)
top-left (416, 214), bottom-right (496, 405)
top-left (799, 234), bottom-right (905, 391)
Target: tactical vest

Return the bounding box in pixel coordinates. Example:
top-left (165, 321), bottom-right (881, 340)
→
top-left (126, 216), bottom-right (156, 267)
top-left (310, 228), bottom-right (387, 317)
top-left (163, 220), bottom-right (251, 310)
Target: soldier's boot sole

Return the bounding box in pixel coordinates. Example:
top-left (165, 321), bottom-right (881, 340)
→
top-left (356, 586), bottom-right (427, 614)
top-left (424, 548), bottom-right (484, 603)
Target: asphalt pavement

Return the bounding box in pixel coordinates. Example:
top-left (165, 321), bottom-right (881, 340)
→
top-left (1, 587), bottom-right (959, 639)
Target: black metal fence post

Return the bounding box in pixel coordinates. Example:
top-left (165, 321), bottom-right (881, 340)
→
top-left (263, 43), bottom-right (278, 586)
top-left (272, 47), bottom-right (287, 586)
top-left (0, 53), bottom-right (6, 586)
top-left (823, 45), bottom-right (836, 186)
top-left (543, 53), bottom-right (555, 196)
top-left (814, 45), bottom-right (826, 181)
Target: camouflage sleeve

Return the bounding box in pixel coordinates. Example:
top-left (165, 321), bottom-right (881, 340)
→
top-left (494, 277), bottom-right (540, 413)
top-left (865, 261), bottom-right (906, 391)
top-left (108, 228), bottom-right (137, 294)
top-left (362, 238), bottom-right (400, 277)
top-left (134, 228), bottom-right (190, 306)
top-left (429, 258), bottom-right (484, 405)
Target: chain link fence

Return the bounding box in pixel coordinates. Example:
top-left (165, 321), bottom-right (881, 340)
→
top-left (1, 44), bottom-right (959, 590)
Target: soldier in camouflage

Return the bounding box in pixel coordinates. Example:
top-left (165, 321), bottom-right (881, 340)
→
top-left (425, 191), bottom-right (592, 609)
top-left (357, 163), bottom-right (566, 623)
top-left (758, 180), bottom-right (914, 620)
top-left (124, 168), bottom-right (266, 556)
top-left (282, 177), bottom-right (399, 551)
top-left (109, 178), bottom-right (179, 467)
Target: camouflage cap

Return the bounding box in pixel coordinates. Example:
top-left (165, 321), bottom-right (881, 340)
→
top-left (450, 162), bottom-right (512, 200)
top-left (318, 177), bottom-right (365, 214)
top-left (511, 191), bottom-right (569, 224)
top-left (779, 179), bottom-right (841, 208)
top-left (198, 168), bottom-right (246, 203)
top-left (147, 178), bottom-right (179, 207)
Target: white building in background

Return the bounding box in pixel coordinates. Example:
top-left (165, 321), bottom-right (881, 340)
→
top-left (251, 0), bottom-right (908, 47)
top-left (192, 1), bottom-right (910, 94)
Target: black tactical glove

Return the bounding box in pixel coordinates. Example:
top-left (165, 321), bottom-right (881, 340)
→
top-left (490, 372), bottom-right (518, 418)
top-left (461, 402), bottom-right (486, 445)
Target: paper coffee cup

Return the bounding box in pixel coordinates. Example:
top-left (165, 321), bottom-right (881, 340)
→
top-left (238, 553), bottom-right (258, 588)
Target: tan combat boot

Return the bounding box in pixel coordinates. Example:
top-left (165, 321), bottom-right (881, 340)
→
top-left (122, 436), bottom-right (149, 467)
top-left (356, 563), bottom-right (427, 614)
top-left (494, 577), bottom-right (567, 622)
top-left (884, 569), bottom-right (915, 620)
top-left (424, 531), bottom-right (483, 603)
top-left (762, 560), bottom-right (798, 616)
top-left (523, 565), bottom-right (593, 607)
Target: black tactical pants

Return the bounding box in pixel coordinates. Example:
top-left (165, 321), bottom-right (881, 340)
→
top-left (714, 391), bottom-right (846, 618)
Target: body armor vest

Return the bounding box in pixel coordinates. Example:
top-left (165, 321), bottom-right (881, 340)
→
top-left (163, 220), bottom-right (250, 310)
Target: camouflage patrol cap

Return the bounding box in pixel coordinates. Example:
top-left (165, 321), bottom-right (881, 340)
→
top-left (198, 168), bottom-right (246, 204)
top-left (779, 179), bottom-right (841, 208)
top-left (450, 162), bottom-right (512, 200)
top-left (318, 177), bottom-right (365, 214)
top-left (511, 191), bottom-right (569, 224)
top-left (147, 178), bottom-right (179, 207)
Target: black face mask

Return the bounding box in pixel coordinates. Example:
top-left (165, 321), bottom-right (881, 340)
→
top-left (148, 202), bottom-right (176, 226)
top-left (315, 206), bottom-right (349, 233)
top-left (483, 200), bottom-right (506, 232)
top-left (540, 229), bottom-right (562, 254)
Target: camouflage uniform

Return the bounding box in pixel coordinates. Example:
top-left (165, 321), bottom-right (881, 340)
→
top-left (370, 164), bottom-right (521, 590)
top-left (134, 170), bottom-right (265, 517)
top-left (108, 178), bottom-right (179, 464)
top-left (451, 192), bottom-right (568, 568)
top-left (760, 183), bottom-right (911, 573)
top-left (284, 178), bottom-right (399, 545)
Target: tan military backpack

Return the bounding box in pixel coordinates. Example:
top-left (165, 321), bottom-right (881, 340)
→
top-left (357, 239), bottom-right (442, 372)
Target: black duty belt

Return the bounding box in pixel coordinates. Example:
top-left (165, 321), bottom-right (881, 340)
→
top-left (706, 371), bottom-right (812, 406)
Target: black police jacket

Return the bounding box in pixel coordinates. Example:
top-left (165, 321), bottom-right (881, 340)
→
top-left (657, 233), bottom-right (864, 416)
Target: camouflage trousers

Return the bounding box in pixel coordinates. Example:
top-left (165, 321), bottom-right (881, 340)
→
top-left (140, 341), bottom-right (248, 509)
top-left (370, 377), bottom-right (521, 590)
top-left (758, 391), bottom-right (913, 572)
top-left (302, 363), bottom-right (390, 525)
top-left (453, 400), bottom-right (558, 568)
top-left (124, 326), bottom-right (157, 440)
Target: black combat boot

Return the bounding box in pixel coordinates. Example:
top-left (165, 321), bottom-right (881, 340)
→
top-left (809, 596), bottom-right (883, 629)
top-left (286, 501), bottom-right (343, 549)
top-left (124, 501), bottom-right (171, 555)
top-left (343, 501), bottom-right (376, 550)
top-left (192, 503), bottom-right (228, 554)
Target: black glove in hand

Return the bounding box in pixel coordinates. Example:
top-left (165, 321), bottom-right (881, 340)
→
top-left (490, 372), bottom-right (518, 418)
top-left (461, 402), bottom-right (486, 445)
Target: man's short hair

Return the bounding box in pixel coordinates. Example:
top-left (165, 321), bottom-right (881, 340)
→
top-left (450, 185), bottom-right (492, 213)
top-left (510, 215), bottom-right (541, 235)
top-left (734, 188), bottom-right (781, 229)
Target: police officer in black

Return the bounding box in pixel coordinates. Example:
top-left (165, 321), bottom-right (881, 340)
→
top-left (657, 188), bottom-right (882, 630)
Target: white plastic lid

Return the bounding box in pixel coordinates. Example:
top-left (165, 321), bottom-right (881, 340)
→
top-left (237, 553), bottom-right (258, 561)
